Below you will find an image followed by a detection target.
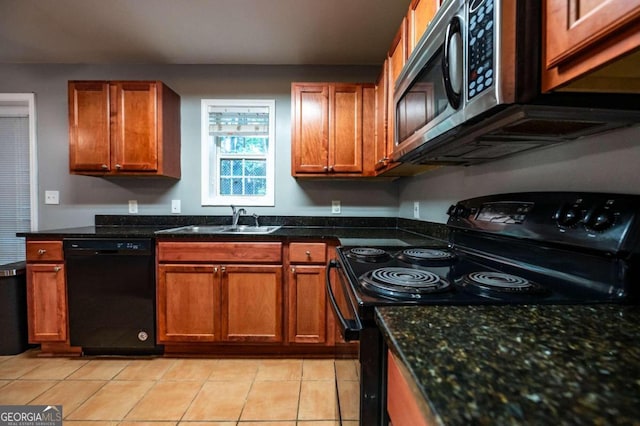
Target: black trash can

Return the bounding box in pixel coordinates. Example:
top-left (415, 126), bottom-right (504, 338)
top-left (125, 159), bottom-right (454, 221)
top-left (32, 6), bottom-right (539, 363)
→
top-left (0, 261), bottom-right (29, 355)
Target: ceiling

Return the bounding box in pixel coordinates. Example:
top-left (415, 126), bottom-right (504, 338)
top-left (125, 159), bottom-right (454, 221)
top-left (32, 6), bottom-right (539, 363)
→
top-left (0, 0), bottom-right (412, 65)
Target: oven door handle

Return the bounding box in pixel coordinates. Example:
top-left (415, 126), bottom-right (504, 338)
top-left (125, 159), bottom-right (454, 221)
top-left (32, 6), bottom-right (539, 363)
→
top-left (326, 259), bottom-right (362, 341)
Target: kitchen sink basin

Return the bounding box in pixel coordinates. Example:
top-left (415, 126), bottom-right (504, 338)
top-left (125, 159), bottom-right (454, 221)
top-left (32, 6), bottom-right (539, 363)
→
top-left (156, 225), bottom-right (282, 234)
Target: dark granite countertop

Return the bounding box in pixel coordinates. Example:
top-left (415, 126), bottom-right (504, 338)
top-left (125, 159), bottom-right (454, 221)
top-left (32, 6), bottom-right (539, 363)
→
top-left (16, 215), bottom-right (448, 245)
top-left (376, 304), bottom-right (640, 426)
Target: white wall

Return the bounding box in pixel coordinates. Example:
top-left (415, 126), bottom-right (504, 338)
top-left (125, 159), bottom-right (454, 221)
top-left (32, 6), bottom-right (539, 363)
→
top-left (0, 64), bottom-right (399, 230)
top-left (398, 125), bottom-right (640, 223)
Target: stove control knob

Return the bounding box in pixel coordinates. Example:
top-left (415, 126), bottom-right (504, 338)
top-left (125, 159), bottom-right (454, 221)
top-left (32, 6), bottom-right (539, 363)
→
top-left (446, 204), bottom-right (457, 216)
top-left (584, 206), bottom-right (615, 232)
top-left (555, 204), bottom-right (582, 228)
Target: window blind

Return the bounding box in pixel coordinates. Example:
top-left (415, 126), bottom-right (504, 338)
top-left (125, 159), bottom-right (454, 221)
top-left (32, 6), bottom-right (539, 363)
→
top-left (208, 105), bottom-right (270, 135)
top-left (0, 116), bottom-right (30, 263)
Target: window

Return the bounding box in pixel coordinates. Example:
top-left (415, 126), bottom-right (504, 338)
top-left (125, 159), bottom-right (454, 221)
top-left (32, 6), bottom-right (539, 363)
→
top-left (201, 99), bottom-right (275, 206)
top-left (0, 93), bottom-right (37, 264)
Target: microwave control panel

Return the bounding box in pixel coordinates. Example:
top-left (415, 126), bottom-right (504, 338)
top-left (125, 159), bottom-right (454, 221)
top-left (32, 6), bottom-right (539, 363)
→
top-left (467, 0), bottom-right (495, 100)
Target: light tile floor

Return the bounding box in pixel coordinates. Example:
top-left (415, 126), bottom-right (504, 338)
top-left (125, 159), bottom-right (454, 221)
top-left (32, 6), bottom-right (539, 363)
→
top-left (0, 350), bottom-right (359, 425)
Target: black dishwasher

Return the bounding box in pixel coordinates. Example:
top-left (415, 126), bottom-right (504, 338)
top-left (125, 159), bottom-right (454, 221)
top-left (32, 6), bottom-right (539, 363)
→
top-left (64, 239), bottom-right (161, 355)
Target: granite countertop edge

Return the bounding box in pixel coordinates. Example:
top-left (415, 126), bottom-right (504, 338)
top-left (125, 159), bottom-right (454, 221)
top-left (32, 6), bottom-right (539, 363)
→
top-left (375, 304), bottom-right (640, 425)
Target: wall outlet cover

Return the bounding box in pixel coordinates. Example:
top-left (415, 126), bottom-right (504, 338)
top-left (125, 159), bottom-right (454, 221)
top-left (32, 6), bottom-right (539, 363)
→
top-left (171, 199), bottom-right (181, 214)
top-left (44, 190), bottom-right (59, 205)
top-left (331, 200), bottom-right (341, 214)
top-left (413, 201), bottom-right (420, 218)
top-left (128, 200), bottom-right (138, 214)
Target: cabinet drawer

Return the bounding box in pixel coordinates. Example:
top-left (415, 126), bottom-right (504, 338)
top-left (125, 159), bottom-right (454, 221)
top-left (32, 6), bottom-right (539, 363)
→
top-left (26, 241), bottom-right (64, 262)
top-left (158, 242), bottom-right (282, 263)
top-left (289, 243), bottom-right (327, 264)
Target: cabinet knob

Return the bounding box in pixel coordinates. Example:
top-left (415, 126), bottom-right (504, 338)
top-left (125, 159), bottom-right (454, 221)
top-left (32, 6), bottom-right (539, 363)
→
top-left (323, 166), bottom-right (329, 172)
top-left (53, 266), bottom-right (61, 272)
top-left (328, 165), bottom-right (334, 172)
top-left (115, 164), bottom-right (122, 170)
top-left (214, 267), bottom-right (218, 273)
top-left (37, 249), bottom-right (47, 255)
top-left (291, 267), bottom-right (296, 274)
top-left (101, 164), bottom-right (109, 170)
top-left (305, 250), bottom-right (311, 257)
top-left (221, 266), bottom-right (226, 273)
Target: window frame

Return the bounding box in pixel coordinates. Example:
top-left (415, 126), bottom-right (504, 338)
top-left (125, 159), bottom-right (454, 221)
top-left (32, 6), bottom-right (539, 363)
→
top-left (200, 99), bottom-right (276, 207)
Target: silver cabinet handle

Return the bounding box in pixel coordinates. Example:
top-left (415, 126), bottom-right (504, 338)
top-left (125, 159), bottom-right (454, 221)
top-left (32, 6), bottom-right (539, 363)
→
top-left (221, 266), bottom-right (226, 273)
top-left (53, 266), bottom-right (61, 272)
top-left (37, 249), bottom-right (47, 255)
top-left (115, 164), bottom-right (122, 170)
top-left (213, 267), bottom-right (219, 273)
top-left (291, 267), bottom-right (296, 274)
top-left (101, 164), bottom-right (109, 169)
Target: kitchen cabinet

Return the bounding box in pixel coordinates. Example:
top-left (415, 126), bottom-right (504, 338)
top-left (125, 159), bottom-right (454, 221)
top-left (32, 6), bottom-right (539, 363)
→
top-left (291, 82), bottom-right (374, 177)
top-left (387, 350), bottom-right (430, 426)
top-left (25, 241), bottom-right (67, 343)
top-left (68, 80), bottom-right (181, 178)
top-left (157, 264), bottom-right (221, 342)
top-left (372, 63), bottom-right (394, 173)
top-left (287, 242), bottom-right (328, 344)
top-left (407, 0), bottom-right (439, 58)
top-left (542, 0), bottom-right (640, 92)
top-left (386, 19), bottom-right (407, 171)
top-left (156, 242), bottom-right (283, 344)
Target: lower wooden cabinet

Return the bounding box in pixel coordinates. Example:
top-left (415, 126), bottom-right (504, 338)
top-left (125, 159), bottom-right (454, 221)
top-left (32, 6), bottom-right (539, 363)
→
top-left (387, 350), bottom-right (431, 426)
top-left (288, 265), bottom-right (327, 344)
top-left (25, 240), bottom-right (68, 343)
top-left (223, 265), bottom-right (283, 342)
top-left (157, 264), bottom-right (221, 342)
top-left (26, 263), bottom-right (67, 342)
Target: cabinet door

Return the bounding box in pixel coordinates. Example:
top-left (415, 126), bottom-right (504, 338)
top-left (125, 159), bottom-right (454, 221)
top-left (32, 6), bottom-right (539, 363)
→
top-left (222, 265), bottom-right (283, 342)
top-left (387, 19), bottom-right (407, 156)
top-left (26, 264), bottom-right (67, 342)
top-left (112, 81), bottom-right (159, 173)
top-left (543, 0), bottom-right (640, 91)
top-left (157, 264), bottom-right (221, 342)
top-left (374, 63), bottom-right (390, 171)
top-left (68, 81), bottom-right (111, 172)
top-left (407, 0), bottom-right (439, 57)
top-left (292, 83), bottom-right (329, 174)
top-left (330, 84), bottom-right (363, 173)
top-left (288, 265), bottom-right (327, 344)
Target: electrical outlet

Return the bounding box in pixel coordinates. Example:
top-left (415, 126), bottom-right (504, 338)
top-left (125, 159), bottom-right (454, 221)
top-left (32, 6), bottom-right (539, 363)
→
top-left (128, 200), bottom-right (138, 214)
top-left (413, 201), bottom-right (420, 219)
top-left (331, 200), bottom-right (341, 214)
top-left (44, 190), bottom-right (59, 205)
top-left (171, 199), bottom-right (181, 214)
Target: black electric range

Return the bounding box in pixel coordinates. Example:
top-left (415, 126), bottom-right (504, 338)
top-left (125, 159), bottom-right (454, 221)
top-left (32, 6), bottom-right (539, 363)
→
top-left (327, 192), bottom-right (640, 426)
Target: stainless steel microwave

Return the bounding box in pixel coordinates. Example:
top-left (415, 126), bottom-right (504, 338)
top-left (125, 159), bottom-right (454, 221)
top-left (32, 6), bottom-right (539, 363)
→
top-left (392, 0), bottom-right (640, 165)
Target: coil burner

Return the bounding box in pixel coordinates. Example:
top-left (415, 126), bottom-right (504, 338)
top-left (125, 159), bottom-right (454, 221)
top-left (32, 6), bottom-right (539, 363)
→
top-left (346, 247), bottom-right (392, 263)
top-left (460, 271), bottom-right (549, 299)
top-left (359, 267), bottom-right (451, 300)
top-left (397, 247), bottom-right (456, 266)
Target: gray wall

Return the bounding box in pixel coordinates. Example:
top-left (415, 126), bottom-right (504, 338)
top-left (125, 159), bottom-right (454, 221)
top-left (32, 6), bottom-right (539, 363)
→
top-left (2, 64), bottom-right (639, 230)
top-left (397, 125), bottom-right (640, 223)
top-left (0, 64), bottom-right (399, 230)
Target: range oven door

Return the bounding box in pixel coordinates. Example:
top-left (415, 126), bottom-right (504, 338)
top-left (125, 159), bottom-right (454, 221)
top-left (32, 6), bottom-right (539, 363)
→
top-left (326, 259), bottom-right (362, 342)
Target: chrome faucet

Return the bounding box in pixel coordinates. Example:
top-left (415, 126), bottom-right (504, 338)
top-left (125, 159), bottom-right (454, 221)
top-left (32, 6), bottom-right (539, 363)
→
top-left (230, 205), bottom-right (246, 227)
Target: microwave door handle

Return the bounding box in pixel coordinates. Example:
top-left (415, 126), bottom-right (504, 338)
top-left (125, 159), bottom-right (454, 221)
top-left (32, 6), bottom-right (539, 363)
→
top-left (326, 259), bottom-right (362, 341)
top-left (442, 16), bottom-right (462, 109)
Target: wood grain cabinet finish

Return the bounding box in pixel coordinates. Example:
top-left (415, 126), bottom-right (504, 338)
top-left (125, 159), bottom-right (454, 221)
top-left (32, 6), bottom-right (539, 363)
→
top-left (68, 80), bottom-right (181, 178)
top-left (407, 0), bottom-right (440, 58)
top-left (387, 351), bottom-right (432, 426)
top-left (287, 243), bottom-right (328, 344)
top-left (292, 82), bottom-right (375, 177)
top-left (222, 265), bottom-right (283, 342)
top-left (157, 264), bottom-right (221, 342)
top-left (156, 242), bottom-right (283, 344)
top-left (25, 241), bottom-right (67, 343)
top-left (542, 0), bottom-right (640, 91)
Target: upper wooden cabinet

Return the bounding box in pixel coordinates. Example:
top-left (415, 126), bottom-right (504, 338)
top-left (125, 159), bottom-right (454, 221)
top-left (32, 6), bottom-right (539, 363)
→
top-left (68, 80), bottom-right (181, 178)
top-left (291, 82), bottom-right (374, 177)
top-left (407, 0), bottom-right (439, 58)
top-left (542, 0), bottom-right (640, 92)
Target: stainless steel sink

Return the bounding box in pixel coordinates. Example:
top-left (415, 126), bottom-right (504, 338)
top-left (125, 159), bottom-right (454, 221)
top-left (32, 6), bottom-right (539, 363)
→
top-left (156, 225), bottom-right (282, 234)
